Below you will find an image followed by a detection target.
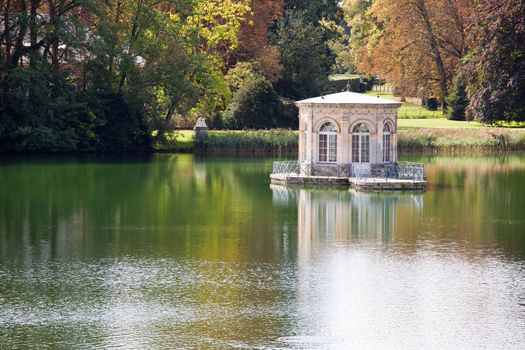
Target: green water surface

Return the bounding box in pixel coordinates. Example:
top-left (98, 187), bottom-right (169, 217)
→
top-left (0, 154), bottom-right (524, 349)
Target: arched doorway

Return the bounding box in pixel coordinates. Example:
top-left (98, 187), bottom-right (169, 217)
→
top-left (318, 122), bottom-right (338, 163)
top-left (352, 123), bottom-right (371, 176)
top-left (352, 123), bottom-right (370, 163)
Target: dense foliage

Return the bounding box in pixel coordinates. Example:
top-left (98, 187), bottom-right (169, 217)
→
top-left (1, 0), bottom-right (524, 153)
top-left (272, 10), bottom-right (331, 99)
top-left (1, 0), bottom-right (334, 152)
top-left (0, 0), bottom-right (254, 151)
top-left (344, 0), bottom-right (525, 122)
top-left (463, 0), bottom-right (525, 123)
top-left (223, 73), bottom-right (280, 129)
top-left (272, 0), bottom-right (342, 99)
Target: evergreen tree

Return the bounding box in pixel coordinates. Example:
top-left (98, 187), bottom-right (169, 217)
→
top-left (446, 78), bottom-right (468, 121)
top-left (273, 11), bottom-right (332, 99)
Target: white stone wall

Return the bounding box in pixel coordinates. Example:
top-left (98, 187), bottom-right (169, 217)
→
top-left (298, 103), bottom-right (399, 172)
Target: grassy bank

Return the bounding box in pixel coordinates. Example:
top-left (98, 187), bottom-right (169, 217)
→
top-left (197, 130), bottom-right (298, 154)
top-left (155, 130), bottom-right (298, 154)
top-left (154, 126), bottom-right (525, 154)
top-left (398, 127), bottom-right (525, 152)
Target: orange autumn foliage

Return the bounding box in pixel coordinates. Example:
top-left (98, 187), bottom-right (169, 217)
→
top-left (351, 0), bottom-right (472, 102)
top-left (232, 0), bottom-right (284, 82)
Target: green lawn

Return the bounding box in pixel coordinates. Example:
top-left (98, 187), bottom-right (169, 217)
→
top-left (398, 107), bottom-right (445, 119)
top-left (329, 73), bottom-right (362, 81)
top-left (362, 90), bottom-right (395, 97)
top-left (399, 118), bottom-right (525, 129)
top-left (172, 130), bottom-right (195, 143)
top-left (398, 118), bottom-right (482, 129)
top-left (153, 130), bottom-right (195, 152)
top-left (361, 91), bottom-right (450, 119)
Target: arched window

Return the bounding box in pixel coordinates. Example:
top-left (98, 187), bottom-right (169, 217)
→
top-left (318, 122), bottom-right (337, 162)
top-left (352, 123), bottom-right (370, 163)
top-left (383, 123), bottom-right (392, 163)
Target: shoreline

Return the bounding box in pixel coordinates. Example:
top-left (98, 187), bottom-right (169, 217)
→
top-left (158, 128), bottom-right (525, 155)
top-left (2, 128), bottom-right (525, 155)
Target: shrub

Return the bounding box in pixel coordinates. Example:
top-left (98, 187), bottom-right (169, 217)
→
top-left (209, 111), bottom-right (225, 130)
top-left (426, 98), bottom-right (439, 111)
top-left (0, 68), bottom-right (151, 152)
top-left (327, 77), bottom-right (361, 93)
top-left (364, 75), bottom-right (374, 91)
top-left (223, 76), bottom-right (280, 129)
top-left (15, 126), bottom-right (77, 152)
top-left (95, 93), bottom-right (150, 152)
top-left (221, 62), bottom-right (299, 130)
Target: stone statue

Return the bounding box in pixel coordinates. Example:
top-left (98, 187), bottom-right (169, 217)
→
top-left (195, 117), bottom-right (207, 128)
top-left (194, 117), bottom-right (208, 139)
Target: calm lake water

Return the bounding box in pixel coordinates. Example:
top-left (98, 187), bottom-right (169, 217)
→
top-left (1, 154), bottom-right (525, 349)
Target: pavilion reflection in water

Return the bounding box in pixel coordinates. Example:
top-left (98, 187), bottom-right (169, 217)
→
top-left (271, 185), bottom-right (424, 248)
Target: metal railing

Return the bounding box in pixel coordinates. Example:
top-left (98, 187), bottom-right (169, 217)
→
top-left (272, 161), bottom-right (299, 175)
top-left (334, 164), bottom-right (352, 177)
top-left (352, 165), bottom-right (370, 179)
top-left (272, 161), bottom-right (350, 176)
top-left (272, 161), bottom-right (425, 181)
top-left (385, 162), bottom-right (425, 181)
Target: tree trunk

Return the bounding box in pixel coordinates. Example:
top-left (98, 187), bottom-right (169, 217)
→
top-left (11, 0), bottom-right (29, 67)
top-left (400, 62), bottom-right (407, 102)
top-left (2, 0), bottom-right (12, 65)
top-left (416, 0), bottom-right (448, 112)
top-left (29, 0), bottom-right (40, 66)
top-left (108, 0), bottom-right (122, 75)
top-left (118, 0), bottom-right (143, 93)
top-left (165, 98), bottom-right (177, 122)
top-left (47, 0), bottom-right (60, 70)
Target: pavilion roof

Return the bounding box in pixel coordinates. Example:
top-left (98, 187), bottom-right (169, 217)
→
top-left (296, 91), bottom-right (402, 105)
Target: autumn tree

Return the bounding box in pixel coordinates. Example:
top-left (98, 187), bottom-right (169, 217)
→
top-left (347, 0), bottom-right (471, 107)
top-left (231, 0), bottom-right (284, 82)
top-left (463, 0), bottom-right (525, 123)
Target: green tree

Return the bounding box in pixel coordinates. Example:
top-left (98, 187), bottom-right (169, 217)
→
top-left (273, 11), bottom-right (332, 99)
top-left (446, 78), bottom-right (468, 121)
top-left (269, 0), bottom-right (343, 99)
top-left (284, 0), bottom-right (341, 24)
top-left (0, 0), bottom-right (252, 151)
top-left (223, 66), bottom-right (281, 129)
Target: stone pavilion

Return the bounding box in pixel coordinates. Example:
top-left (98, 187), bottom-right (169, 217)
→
top-left (296, 90), bottom-right (401, 177)
top-left (270, 90), bottom-right (426, 190)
